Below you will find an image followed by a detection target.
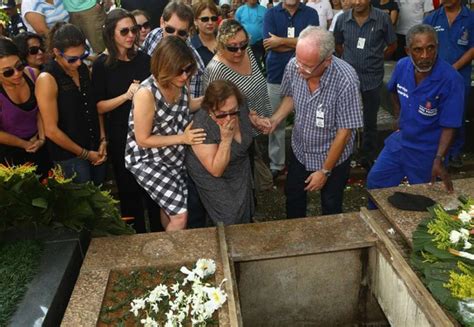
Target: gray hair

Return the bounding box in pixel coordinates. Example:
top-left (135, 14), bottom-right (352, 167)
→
top-left (406, 24), bottom-right (438, 48)
top-left (298, 26), bottom-right (335, 60)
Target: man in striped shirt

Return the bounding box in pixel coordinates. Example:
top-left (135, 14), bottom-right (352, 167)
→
top-left (258, 26), bottom-right (363, 217)
top-left (334, 0), bottom-right (396, 171)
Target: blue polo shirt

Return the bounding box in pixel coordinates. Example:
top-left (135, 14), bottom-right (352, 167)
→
top-left (235, 4), bottom-right (267, 45)
top-left (424, 6), bottom-right (474, 88)
top-left (263, 3), bottom-right (319, 84)
top-left (387, 56), bottom-right (464, 154)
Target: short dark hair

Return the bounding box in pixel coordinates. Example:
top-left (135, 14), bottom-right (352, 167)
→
top-left (162, 1), bottom-right (194, 28)
top-left (150, 36), bottom-right (196, 88)
top-left (103, 8), bottom-right (138, 67)
top-left (201, 80), bottom-right (244, 113)
top-left (48, 22), bottom-right (86, 54)
top-left (13, 32), bottom-right (44, 62)
top-left (0, 37), bottom-right (19, 58)
top-left (131, 9), bottom-right (151, 21)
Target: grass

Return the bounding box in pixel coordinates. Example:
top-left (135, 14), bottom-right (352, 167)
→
top-left (0, 240), bottom-right (43, 326)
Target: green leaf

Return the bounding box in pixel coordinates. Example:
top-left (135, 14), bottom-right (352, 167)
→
top-left (31, 197), bottom-right (48, 209)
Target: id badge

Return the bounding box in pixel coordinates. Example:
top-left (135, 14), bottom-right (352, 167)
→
top-left (357, 37), bottom-right (366, 49)
top-left (287, 27), bottom-right (295, 38)
top-left (316, 109), bottom-right (324, 128)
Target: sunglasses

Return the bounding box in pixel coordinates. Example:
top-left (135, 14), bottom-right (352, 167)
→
top-left (164, 25), bottom-right (188, 38)
top-left (136, 21), bottom-right (151, 30)
top-left (2, 61), bottom-right (25, 78)
top-left (214, 110), bottom-right (240, 119)
top-left (199, 16), bottom-right (218, 23)
top-left (224, 42), bottom-right (248, 53)
top-left (180, 63), bottom-right (196, 76)
top-left (119, 25), bottom-right (140, 36)
top-left (60, 50), bottom-right (90, 64)
top-left (28, 46), bottom-right (44, 55)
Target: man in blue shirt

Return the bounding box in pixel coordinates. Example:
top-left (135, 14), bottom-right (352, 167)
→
top-left (263, 0), bottom-right (319, 179)
top-left (424, 0), bottom-right (474, 167)
top-left (367, 24), bottom-right (465, 193)
top-left (235, 0), bottom-right (267, 65)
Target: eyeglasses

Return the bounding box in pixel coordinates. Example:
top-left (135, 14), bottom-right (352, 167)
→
top-left (164, 25), bottom-right (188, 38)
top-left (136, 21), bottom-right (151, 30)
top-left (119, 25), bottom-right (140, 36)
top-left (295, 57), bottom-right (327, 75)
top-left (28, 46), bottom-right (44, 55)
top-left (213, 109), bottom-right (240, 119)
top-left (2, 61), bottom-right (25, 78)
top-left (199, 16), bottom-right (218, 23)
top-left (180, 63), bottom-right (196, 76)
top-left (60, 50), bottom-right (90, 64)
top-left (224, 42), bottom-right (248, 53)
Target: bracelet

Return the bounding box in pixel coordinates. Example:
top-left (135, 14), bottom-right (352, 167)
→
top-left (77, 148), bottom-right (89, 160)
top-left (38, 138), bottom-right (45, 143)
top-left (435, 154), bottom-right (445, 161)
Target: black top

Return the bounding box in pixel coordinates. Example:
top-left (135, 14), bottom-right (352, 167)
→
top-left (91, 51), bottom-right (151, 144)
top-left (191, 34), bottom-right (215, 67)
top-left (6, 14), bottom-right (27, 37)
top-left (43, 60), bottom-right (100, 161)
top-left (372, 0), bottom-right (399, 15)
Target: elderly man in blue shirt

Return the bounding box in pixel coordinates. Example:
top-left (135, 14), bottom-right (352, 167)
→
top-left (424, 0), bottom-right (474, 167)
top-left (257, 26), bottom-right (363, 217)
top-left (367, 24), bottom-right (465, 194)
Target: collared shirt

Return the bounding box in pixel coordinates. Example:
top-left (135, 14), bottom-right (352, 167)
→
top-left (424, 6), bottom-right (474, 88)
top-left (142, 27), bottom-right (205, 97)
top-left (387, 56), bottom-right (464, 153)
top-left (395, 0), bottom-right (433, 35)
top-left (334, 7), bottom-right (397, 91)
top-left (190, 34), bottom-right (215, 67)
top-left (281, 56), bottom-right (363, 171)
top-left (235, 4), bottom-right (267, 45)
top-left (263, 2), bottom-right (319, 84)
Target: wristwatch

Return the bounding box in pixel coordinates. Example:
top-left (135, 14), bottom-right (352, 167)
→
top-left (320, 169), bottom-right (331, 177)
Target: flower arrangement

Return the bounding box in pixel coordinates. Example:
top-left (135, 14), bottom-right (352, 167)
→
top-left (412, 195), bottom-right (474, 326)
top-left (0, 163), bottom-right (134, 236)
top-left (130, 259), bottom-right (227, 327)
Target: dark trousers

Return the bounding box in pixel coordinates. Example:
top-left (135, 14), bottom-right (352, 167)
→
top-left (250, 40), bottom-right (265, 70)
top-left (361, 85), bottom-right (381, 163)
top-left (109, 138), bottom-right (162, 233)
top-left (393, 34), bottom-right (407, 61)
top-left (285, 148), bottom-right (351, 218)
top-left (187, 173), bottom-right (207, 229)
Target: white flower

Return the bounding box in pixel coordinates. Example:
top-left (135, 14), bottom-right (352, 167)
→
top-left (140, 316), bottom-right (159, 327)
top-left (464, 241), bottom-right (473, 250)
top-left (459, 210), bottom-right (472, 224)
top-left (195, 259), bottom-right (216, 278)
top-left (203, 286), bottom-right (227, 311)
top-left (180, 266), bottom-right (200, 285)
top-left (171, 282), bottom-right (180, 294)
top-left (450, 230), bottom-right (462, 243)
top-left (130, 297), bottom-right (146, 317)
top-left (460, 228), bottom-right (470, 240)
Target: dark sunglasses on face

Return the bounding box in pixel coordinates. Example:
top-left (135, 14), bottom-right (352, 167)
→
top-left (28, 46), bottom-right (45, 55)
top-left (60, 50), bottom-right (90, 64)
top-left (224, 42), bottom-right (248, 53)
top-left (2, 61), bottom-right (25, 78)
top-left (136, 21), bottom-right (151, 30)
top-left (199, 16), bottom-right (218, 23)
top-left (214, 110), bottom-right (240, 119)
top-left (164, 25), bottom-right (188, 38)
top-left (119, 25), bottom-right (140, 36)
top-left (180, 63), bottom-right (196, 76)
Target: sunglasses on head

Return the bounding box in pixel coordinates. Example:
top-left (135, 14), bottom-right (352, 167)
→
top-left (136, 21), bottom-right (151, 30)
top-left (60, 50), bottom-right (90, 64)
top-left (2, 61), bottom-right (25, 78)
top-left (224, 42), bottom-right (248, 53)
top-left (199, 15), bottom-right (218, 23)
top-left (28, 46), bottom-right (44, 55)
top-left (164, 25), bottom-right (188, 38)
top-left (214, 110), bottom-right (240, 119)
top-left (119, 25), bottom-right (140, 36)
top-left (180, 63), bottom-right (196, 76)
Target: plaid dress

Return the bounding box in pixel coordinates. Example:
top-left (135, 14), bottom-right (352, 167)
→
top-left (125, 76), bottom-right (190, 216)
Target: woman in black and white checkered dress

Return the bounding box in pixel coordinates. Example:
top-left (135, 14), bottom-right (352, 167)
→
top-left (125, 36), bottom-right (206, 231)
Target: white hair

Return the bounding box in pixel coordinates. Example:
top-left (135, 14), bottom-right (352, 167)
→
top-left (298, 26), bottom-right (335, 60)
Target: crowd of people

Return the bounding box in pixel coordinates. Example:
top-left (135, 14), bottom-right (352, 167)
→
top-left (0, 0), bottom-right (472, 233)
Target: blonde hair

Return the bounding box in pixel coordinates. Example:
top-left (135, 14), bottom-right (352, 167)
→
top-left (216, 19), bottom-right (249, 51)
